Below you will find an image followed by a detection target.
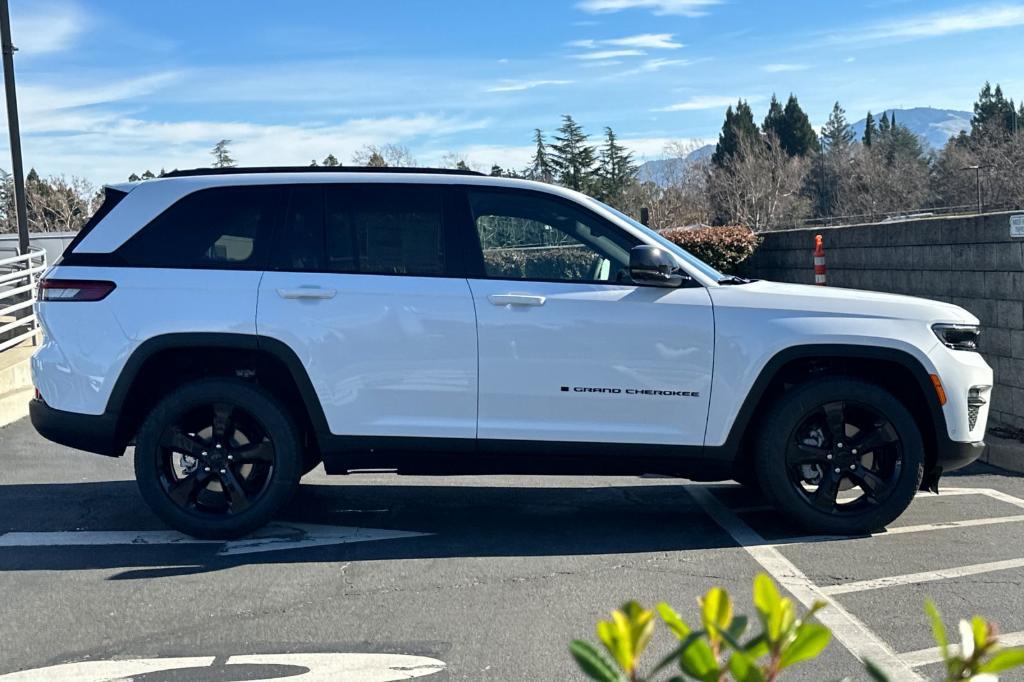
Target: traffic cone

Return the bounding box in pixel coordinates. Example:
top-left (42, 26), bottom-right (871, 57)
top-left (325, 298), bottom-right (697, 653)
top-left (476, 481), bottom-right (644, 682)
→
top-left (814, 234), bottom-right (827, 286)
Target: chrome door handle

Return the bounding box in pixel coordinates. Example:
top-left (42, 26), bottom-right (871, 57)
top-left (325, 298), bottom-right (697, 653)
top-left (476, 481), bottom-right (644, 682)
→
top-left (487, 294), bottom-right (546, 307)
top-left (277, 287), bottom-right (337, 300)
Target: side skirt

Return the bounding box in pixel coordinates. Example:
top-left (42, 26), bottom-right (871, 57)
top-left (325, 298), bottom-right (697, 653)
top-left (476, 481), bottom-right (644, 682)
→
top-left (319, 435), bottom-right (735, 481)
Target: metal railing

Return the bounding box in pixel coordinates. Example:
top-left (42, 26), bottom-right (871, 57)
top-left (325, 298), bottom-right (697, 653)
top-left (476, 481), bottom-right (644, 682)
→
top-left (0, 246), bottom-right (45, 353)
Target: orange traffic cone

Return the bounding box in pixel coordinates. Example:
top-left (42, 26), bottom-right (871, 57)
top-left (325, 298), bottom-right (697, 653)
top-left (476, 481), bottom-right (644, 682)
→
top-left (814, 234), bottom-right (827, 286)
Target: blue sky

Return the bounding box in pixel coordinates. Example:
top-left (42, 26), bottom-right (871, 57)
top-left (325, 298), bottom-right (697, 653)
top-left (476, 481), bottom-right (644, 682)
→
top-left (5, 0), bottom-right (1024, 183)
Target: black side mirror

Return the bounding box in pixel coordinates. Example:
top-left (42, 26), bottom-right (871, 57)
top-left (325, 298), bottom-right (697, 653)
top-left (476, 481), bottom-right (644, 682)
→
top-left (629, 245), bottom-right (688, 287)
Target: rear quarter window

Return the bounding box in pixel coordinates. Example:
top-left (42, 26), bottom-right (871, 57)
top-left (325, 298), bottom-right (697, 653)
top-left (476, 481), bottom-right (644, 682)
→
top-left (115, 186), bottom-right (284, 269)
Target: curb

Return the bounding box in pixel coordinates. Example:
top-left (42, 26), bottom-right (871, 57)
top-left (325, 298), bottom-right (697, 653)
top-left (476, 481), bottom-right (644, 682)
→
top-left (981, 435), bottom-right (1024, 474)
top-left (0, 386), bottom-right (32, 429)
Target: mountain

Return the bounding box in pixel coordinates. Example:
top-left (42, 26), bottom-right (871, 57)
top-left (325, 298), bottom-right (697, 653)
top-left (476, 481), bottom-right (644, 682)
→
top-left (851, 107), bottom-right (971, 150)
top-left (636, 144), bottom-right (714, 186)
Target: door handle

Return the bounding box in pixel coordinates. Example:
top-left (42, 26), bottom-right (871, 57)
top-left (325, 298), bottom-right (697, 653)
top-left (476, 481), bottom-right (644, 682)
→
top-left (487, 294), bottom-right (546, 307)
top-left (277, 287), bottom-right (337, 300)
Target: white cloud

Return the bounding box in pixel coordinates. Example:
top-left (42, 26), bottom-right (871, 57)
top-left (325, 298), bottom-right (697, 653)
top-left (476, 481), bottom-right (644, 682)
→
top-left (829, 4), bottom-right (1024, 44)
top-left (637, 58), bottom-right (692, 71)
top-left (654, 95), bottom-right (739, 112)
top-left (619, 136), bottom-right (715, 159)
top-left (761, 63), bottom-right (810, 73)
top-left (577, 0), bottom-right (720, 16)
top-left (10, 0), bottom-right (86, 55)
top-left (574, 33), bottom-right (683, 49)
top-left (485, 79), bottom-right (573, 93)
top-left (572, 49), bottom-right (646, 60)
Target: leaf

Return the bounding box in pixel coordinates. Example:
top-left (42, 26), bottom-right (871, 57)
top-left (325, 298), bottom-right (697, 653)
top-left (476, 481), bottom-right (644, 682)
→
top-left (778, 622), bottom-right (832, 669)
top-left (570, 640), bottom-right (628, 682)
top-left (679, 633), bottom-right (720, 682)
top-left (726, 615), bottom-right (750, 643)
top-left (768, 597), bottom-right (796, 644)
top-left (728, 650), bottom-right (767, 682)
top-left (658, 602), bottom-right (692, 640)
top-left (597, 602), bottom-right (655, 676)
top-left (978, 647), bottom-right (1024, 673)
top-left (863, 659), bottom-right (892, 682)
top-left (924, 600), bottom-right (949, 661)
top-left (960, 619), bottom-right (976, 660)
top-left (971, 615), bottom-right (990, 653)
top-left (701, 587), bottom-right (734, 646)
top-left (753, 573), bottom-right (782, 631)
top-left (742, 634), bottom-right (770, 659)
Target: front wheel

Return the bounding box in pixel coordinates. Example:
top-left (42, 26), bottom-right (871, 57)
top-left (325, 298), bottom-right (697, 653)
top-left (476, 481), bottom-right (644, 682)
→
top-left (134, 378), bottom-right (302, 539)
top-left (755, 377), bottom-right (924, 535)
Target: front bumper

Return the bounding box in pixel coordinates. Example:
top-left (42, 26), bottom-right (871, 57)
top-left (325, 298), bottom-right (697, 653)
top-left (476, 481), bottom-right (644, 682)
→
top-left (935, 439), bottom-right (986, 472)
top-left (29, 398), bottom-right (124, 457)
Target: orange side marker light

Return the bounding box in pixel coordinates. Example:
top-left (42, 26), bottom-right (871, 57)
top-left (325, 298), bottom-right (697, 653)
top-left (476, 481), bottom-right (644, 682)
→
top-left (930, 374), bottom-right (947, 406)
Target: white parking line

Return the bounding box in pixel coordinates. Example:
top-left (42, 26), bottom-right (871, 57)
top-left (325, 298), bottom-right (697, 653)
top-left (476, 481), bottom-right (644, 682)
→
top-left (686, 487), bottom-right (924, 681)
top-left (778, 514), bottom-right (1024, 546)
top-left (899, 631), bottom-right (1024, 668)
top-left (821, 557), bottom-right (1024, 596)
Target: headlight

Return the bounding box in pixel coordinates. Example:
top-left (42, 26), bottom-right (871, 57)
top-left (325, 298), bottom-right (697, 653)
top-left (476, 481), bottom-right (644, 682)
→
top-left (932, 323), bottom-right (981, 351)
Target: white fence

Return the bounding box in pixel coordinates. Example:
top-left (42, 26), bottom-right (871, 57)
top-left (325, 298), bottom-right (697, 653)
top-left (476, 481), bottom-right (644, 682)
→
top-left (0, 247), bottom-right (46, 353)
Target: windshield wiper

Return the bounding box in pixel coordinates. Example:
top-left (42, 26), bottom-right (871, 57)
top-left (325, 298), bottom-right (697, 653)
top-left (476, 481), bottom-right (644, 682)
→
top-left (718, 275), bottom-right (751, 285)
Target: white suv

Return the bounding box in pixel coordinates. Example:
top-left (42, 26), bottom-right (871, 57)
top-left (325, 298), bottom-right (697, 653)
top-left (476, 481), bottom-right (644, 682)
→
top-left (30, 167), bottom-right (993, 538)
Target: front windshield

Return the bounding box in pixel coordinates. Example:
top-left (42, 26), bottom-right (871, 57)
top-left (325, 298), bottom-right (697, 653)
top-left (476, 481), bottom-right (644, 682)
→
top-left (595, 201), bottom-right (725, 282)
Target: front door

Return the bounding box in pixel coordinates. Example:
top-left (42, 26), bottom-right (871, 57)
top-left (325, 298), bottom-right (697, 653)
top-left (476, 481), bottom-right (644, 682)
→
top-left (463, 188), bottom-right (715, 446)
top-left (257, 183), bottom-right (478, 440)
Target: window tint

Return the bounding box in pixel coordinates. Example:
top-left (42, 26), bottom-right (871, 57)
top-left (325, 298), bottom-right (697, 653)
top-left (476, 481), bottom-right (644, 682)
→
top-left (273, 185), bottom-right (324, 272)
top-left (325, 185), bottom-right (446, 276)
top-left (468, 190), bottom-right (635, 283)
top-left (118, 186), bottom-right (282, 269)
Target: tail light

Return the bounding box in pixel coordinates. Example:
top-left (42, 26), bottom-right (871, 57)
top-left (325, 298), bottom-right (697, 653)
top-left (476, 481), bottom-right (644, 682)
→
top-left (37, 279), bottom-right (116, 302)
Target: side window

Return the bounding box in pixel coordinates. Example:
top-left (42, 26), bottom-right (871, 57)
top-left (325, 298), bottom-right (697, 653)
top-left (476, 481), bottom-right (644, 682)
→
top-left (273, 185), bottom-right (324, 272)
top-left (468, 189), bottom-right (635, 283)
top-left (325, 184), bottom-right (446, 276)
top-left (117, 186), bottom-right (282, 269)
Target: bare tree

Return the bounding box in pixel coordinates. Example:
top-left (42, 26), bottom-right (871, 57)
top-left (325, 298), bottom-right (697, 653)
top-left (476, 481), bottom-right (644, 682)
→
top-left (619, 141), bottom-right (712, 230)
top-left (708, 132), bottom-right (810, 231)
top-left (351, 144), bottom-right (417, 168)
top-left (1, 171), bottom-right (100, 233)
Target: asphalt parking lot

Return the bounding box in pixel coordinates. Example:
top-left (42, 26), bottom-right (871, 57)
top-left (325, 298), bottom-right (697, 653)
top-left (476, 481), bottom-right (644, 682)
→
top-left (2, 416), bottom-right (1024, 681)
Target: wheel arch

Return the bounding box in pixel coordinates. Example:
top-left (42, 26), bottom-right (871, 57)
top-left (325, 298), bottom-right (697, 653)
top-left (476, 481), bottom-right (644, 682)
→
top-left (722, 344), bottom-right (946, 483)
top-left (107, 333), bottom-right (329, 456)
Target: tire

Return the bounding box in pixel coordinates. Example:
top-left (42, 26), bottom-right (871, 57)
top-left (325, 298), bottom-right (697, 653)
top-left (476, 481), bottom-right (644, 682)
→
top-left (754, 377), bottom-right (924, 535)
top-left (134, 378), bottom-right (303, 539)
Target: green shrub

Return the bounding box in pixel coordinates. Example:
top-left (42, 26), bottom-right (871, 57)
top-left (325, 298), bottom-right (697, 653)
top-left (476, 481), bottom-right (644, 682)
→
top-left (570, 573), bottom-right (1024, 682)
top-left (658, 226), bottom-right (760, 275)
top-left (483, 246), bottom-right (600, 280)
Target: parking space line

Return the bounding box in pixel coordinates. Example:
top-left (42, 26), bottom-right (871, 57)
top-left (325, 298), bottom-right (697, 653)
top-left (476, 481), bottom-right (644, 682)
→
top-left (821, 557), bottom-right (1024, 596)
top-left (899, 631), bottom-right (1024, 668)
top-left (781, 514), bottom-right (1024, 545)
top-left (686, 487), bottom-right (924, 681)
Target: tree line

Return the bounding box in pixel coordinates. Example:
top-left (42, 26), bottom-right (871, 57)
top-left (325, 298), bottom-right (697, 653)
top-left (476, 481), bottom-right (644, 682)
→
top-left (3, 81), bottom-right (1022, 235)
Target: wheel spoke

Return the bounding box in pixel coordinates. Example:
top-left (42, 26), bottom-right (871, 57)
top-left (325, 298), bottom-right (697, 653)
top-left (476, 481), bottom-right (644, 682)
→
top-left (167, 471), bottom-right (210, 507)
top-left (787, 442), bottom-right (829, 467)
top-left (231, 439), bottom-right (275, 464)
top-left (212, 403), bottom-right (236, 447)
top-left (821, 401), bottom-right (846, 446)
top-left (850, 422), bottom-right (898, 454)
top-left (160, 427), bottom-right (207, 457)
top-left (811, 470), bottom-right (842, 511)
top-left (218, 467), bottom-right (251, 513)
top-left (849, 464), bottom-right (892, 502)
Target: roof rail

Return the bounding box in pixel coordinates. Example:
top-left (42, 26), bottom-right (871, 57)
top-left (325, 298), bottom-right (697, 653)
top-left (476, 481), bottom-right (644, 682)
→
top-left (161, 166), bottom-right (486, 178)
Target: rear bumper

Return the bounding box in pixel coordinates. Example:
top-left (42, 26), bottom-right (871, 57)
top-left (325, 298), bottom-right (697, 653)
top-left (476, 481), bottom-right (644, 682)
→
top-left (29, 399), bottom-right (124, 457)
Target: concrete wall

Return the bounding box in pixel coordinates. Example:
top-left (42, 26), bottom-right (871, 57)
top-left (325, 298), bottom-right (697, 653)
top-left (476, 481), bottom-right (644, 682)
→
top-left (743, 211), bottom-right (1024, 430)
top-left (0, 232), bottom-right (77, 266)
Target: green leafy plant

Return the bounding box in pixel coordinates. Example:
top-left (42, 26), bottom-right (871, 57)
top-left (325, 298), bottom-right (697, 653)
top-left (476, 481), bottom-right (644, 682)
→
top-left (658, 225), bottom-right (760, 275)
top-left (571, 575), bottom-right (1024, 682)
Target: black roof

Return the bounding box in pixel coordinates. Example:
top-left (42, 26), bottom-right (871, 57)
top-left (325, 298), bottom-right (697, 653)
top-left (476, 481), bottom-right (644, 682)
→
top-left (161, 166), bottom-right (485, 178)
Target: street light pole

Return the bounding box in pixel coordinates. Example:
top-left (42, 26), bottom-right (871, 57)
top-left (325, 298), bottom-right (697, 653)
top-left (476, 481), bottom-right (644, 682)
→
top-left (0, 0), bottom-right (28, 255)
top-left (960, 165), bottom-right (991, 215)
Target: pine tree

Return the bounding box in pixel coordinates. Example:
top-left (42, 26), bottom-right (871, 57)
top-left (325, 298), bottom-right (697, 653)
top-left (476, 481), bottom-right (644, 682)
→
top-left (778, 94), bottom-right (819, 157)
top-left (211, 140), bottom-right (236, 168)
top-left (821, 102), bottom-right (854, 154)
top-left (490, 165), bottom-right (504, 177)
top-left (549, 115), bottom-right (597, 192)
top-left (971, 81), bottom-right (1017, 137)
top-left (863, 111), bottom-right (876, 147)
top-left (366, 151), bottom-right (387, 167)
top-left (879, 111), bottom-right (891, 135)
top-left (128, 173), bottom-right (141, 182)
top-left (597, 127), bottom-right (636, 204)
top-left (712, 100), bottom-right (761, 166)
top-left (762, 94), bottom-right (785, 138)
top-left (322, 154), bottom-right (340, 167)
top-left (527, 128), bottom-right (555, 183)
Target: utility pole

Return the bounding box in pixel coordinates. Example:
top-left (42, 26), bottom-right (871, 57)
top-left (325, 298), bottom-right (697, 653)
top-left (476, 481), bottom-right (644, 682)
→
top-left (960, 165), bottom-right (990, 215)
top-left (1, 0), bottom-right (28, 255)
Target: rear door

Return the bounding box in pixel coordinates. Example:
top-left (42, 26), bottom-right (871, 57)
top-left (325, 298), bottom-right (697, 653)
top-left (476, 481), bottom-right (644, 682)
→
top-left (256, 183), bottom-right (478, 440)
top-left (462, 187), bottom-right (715, 446)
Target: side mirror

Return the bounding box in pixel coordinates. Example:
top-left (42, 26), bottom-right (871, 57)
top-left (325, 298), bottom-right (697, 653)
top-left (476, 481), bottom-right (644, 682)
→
top-left (629, 245), bottom-right (688, 287)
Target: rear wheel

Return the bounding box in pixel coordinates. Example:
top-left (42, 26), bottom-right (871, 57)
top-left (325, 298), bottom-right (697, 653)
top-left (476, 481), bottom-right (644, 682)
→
top-left (755, 377), bottom-right (924, 535)
top-left (134, 379), bottom-right (302, 539)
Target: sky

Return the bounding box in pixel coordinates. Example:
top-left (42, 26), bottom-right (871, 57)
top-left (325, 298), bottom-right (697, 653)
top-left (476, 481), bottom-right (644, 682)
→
top-left (5, 0), bottom-right (1024, 184)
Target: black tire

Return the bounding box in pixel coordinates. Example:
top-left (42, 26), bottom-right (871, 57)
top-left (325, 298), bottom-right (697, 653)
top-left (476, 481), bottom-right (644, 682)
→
top-left (755, 377), bottom-right (924, 535)
top-left (134, 378), bottom-right (302, 539)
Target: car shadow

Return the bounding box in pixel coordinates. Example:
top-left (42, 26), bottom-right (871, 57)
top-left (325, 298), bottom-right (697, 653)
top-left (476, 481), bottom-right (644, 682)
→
top-left (0, 478), bottom-right (793, 578)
